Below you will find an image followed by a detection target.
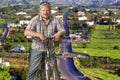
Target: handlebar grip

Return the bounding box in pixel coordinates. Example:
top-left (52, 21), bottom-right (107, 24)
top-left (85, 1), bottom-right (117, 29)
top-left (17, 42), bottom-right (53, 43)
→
top-left (47, 36), bottom-right (54, 40)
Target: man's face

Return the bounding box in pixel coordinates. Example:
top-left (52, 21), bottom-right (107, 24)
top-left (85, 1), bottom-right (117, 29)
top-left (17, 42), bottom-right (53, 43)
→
top-left (40, 6), bottom-right (51, 19)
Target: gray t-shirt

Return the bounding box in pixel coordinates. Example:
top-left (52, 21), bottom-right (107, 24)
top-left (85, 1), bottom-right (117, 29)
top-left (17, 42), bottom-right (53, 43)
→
top-left (26, 15), bottom-right (65, 52)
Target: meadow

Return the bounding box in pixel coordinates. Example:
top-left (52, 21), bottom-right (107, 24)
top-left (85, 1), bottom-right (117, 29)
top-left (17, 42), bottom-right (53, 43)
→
top-left (72, 24), bottom-right (120, 58)
top-left (73, 24), bottom-right (120, 80)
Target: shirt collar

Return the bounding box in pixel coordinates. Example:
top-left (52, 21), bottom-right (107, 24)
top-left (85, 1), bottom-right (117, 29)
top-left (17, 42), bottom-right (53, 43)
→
top-left (39, 15), bottom-right (53, 21)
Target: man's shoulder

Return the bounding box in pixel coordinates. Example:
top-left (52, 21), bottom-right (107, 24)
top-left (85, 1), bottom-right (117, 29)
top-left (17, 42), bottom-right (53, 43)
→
top-left (31, 15), bottom-right (40, 21)
top-left (51, 16), bottom-right (61, 21)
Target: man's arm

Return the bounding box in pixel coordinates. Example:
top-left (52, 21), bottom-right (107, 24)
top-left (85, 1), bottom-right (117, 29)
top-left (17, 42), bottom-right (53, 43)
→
top-left (24, 29), bottom-right (47, 42)
top-left (53, 29), bottom-right (66, 41)
top-left (57, 30), bottom-right (66, 37)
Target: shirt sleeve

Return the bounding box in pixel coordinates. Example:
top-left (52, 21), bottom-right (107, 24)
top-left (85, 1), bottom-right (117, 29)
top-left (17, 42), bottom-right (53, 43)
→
top-left (55, 18), bottom-right (65, 32)
top-left (26, 16), bottom-right (37, 31)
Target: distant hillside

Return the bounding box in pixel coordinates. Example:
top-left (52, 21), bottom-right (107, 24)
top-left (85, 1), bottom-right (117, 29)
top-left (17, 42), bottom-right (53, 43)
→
top-left (0, 0), bottom-right (120, 8)
top-left (112, 1), bottom-right (120, 7)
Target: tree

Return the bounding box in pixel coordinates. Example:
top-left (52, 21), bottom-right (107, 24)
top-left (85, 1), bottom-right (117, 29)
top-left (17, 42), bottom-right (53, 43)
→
top-left (3, 42), bottom-right (12, 52)
top-left (108, 10), bottom-right (116, 30)
top-left (0, 66), bottom-right (10, 80)
top-left (72, 7), bottom-right (79, 13)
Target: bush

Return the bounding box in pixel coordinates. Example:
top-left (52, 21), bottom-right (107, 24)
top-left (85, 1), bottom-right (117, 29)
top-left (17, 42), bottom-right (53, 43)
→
top-left (92, 62), bottom-right (102, 68)
top-left (75, 57), bottom-right (103, 68)
top-left (113, 45), bottom-right (119, 50)
top-left (10, 67), bottom-right (28, 80)
top-left (0, 66), bottom-right (10, 80)
top-left (114, 67), bottom-right (120, 76)
top-left (78, 58), bottom-right (92, 68)
top-left (82, 43), bottom-right (87, 48)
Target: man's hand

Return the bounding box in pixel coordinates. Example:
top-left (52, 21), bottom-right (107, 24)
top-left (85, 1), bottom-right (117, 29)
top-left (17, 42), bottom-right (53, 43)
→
top-left (53, 30), bottom-right (66, 41)
top-left (39, 34), bottom-right (48, 42)
top-left (53, 33), bottom-right (61, 41)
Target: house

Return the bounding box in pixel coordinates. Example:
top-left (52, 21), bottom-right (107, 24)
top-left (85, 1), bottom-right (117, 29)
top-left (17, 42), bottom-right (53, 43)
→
top-left (19, 20), bottom-right (30, 25)
top-left (55, 15), bottom-right (63, 18)
top-left (116, 19), bottom-right (120, 24)
top-left (55, 15), bottom-right (63, 20)
top-left (2, 62), bottom-right (10, 66)
top-left (103, 10), bottom-right (109, 15)
top-left (10, 45), bottom-right (25, 52)
top-left (77, 11), bottom-right (85, 16)
top-left (0, 58), bottom-right (10, 66)
top-left (9, 23), bottom-right (21, 28)
top-left (78, 16), bottom-right (88, 21)
top-left (0, 58), bottom-right (2, 63)
top-left (51, 10), bottom-right (58, 14)
top-left (86, 20), bottom-right (94, 25)
top-left (85, 9), bottom-right (90, 12)
top-left (15, 12), bottom-right (27, 15)
top-left (24, 15), bottom-right (31, 19)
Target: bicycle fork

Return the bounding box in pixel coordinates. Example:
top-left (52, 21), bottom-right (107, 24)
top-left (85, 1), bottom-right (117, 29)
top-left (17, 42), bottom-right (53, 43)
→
top-left (45, 49), bottom-right (50, 80)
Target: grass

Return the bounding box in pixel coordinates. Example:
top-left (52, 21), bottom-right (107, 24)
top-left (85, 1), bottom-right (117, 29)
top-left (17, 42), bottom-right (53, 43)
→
top-left (74, 57), bottom-right (120, 80)
top-left (73, 48), bottom-right (120, 59)
top-left (91, 25), bottom-right (120, 49)
top-left (72, 24), bottom-right (120, 79)
top-left (79, 68), bottom-right (120, 80)
top-left (11, 42), bottom-right (31, 48)
top-left (0, 19), bottom-right (5, 24)
top-left (71, 24), bottom-right (120, 58)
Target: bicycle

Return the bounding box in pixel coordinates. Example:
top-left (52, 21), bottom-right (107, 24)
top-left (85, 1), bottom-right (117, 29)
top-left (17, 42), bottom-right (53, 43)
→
top-left (45, 36), bottom-right (60, 80)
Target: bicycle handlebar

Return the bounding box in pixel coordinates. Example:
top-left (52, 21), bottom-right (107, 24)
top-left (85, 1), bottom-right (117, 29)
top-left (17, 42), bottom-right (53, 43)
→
top-left (47, 36), bottom-right (54, 40)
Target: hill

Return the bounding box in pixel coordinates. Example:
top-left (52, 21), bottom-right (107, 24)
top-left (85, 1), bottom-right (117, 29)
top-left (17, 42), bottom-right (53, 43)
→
top-left (0, 0), bottom-right (120, 8)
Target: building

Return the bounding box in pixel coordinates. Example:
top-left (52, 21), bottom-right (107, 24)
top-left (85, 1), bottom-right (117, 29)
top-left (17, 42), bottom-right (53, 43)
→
top-left (0, 58), bottom-right (10, 66)
top-left (15, 12), bottom-right (27, 15)
top-left (78, 16), bottom-right (88, 21)
top-left (19, 20), bottom-right (30, 25)
top-left (77, 11), bottom-right (85, 16)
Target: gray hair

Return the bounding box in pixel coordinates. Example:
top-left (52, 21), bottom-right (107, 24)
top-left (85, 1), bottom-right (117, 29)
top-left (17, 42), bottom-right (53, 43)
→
top-left (39, 2), bottom-right (51, 10)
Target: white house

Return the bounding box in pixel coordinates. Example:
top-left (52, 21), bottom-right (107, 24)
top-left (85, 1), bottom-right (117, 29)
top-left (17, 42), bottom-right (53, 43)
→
top-left (19, 20), bottom-right (30, 25)
top-left (0, 58), bottom-right (10, 66)
top-left (116, 19), bottom-right (120, 24)
top-left (15, 12), bottom-right (27, 15)
top-left (77, 11), bottom-right (85, 16)
top-left (86, 20), bottom-right (94, 25)
top-left (0, 58), bottom-right (2, 63)
top-left (24, 15), bottom-right (31, 19)
top-left (55, 15), bottom-right (63, 19)
top-left (78, 16), bottom-right (88, 21)
top-left (9, 23), bottom-right (21, 28)
top-left (2, 62), bottom-right (10, 66)
top-left (51, 10), bottom-right (58, 14)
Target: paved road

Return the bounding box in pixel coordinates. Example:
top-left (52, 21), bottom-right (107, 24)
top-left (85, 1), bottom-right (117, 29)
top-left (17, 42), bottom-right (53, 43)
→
top-left (58, 57), bottom-right (90, 80)
top-left (0, 24), bottom-right (9, 45)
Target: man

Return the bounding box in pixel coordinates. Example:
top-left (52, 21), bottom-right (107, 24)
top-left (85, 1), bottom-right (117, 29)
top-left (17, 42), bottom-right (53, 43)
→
top-left (24, 1), bottom-right (66, 80)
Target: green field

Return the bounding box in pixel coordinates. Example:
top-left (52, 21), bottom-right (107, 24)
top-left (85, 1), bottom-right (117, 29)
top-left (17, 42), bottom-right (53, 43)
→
top-left (73, 24), bottom-right (120, 79)
top-left (73, 48), bottom-right (120, 59)
top-left (91, 25), bottom-right (120, 49)
top-left (72, 24), bottom-right (120, 58)
top-left (79, 68), bottom-right (120, 80)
